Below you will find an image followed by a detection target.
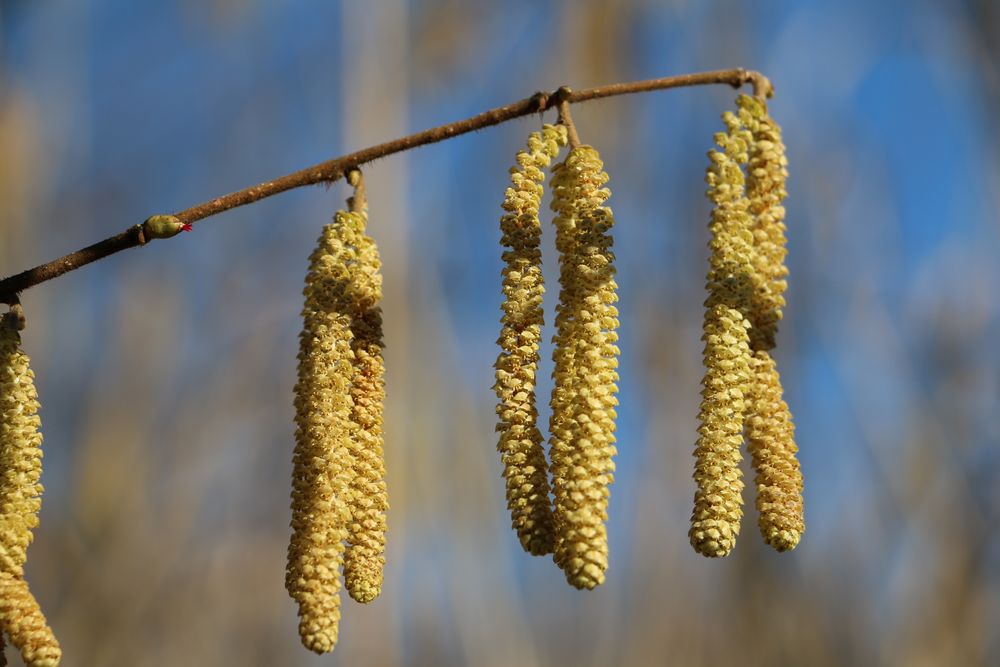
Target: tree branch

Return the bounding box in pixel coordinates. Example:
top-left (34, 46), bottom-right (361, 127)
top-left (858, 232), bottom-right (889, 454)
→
top-left (0, 68), bottom-right (770, 303)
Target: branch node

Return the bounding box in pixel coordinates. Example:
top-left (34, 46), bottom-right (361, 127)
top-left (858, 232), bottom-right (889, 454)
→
top-left (530, 91), bottom-right (549, 114)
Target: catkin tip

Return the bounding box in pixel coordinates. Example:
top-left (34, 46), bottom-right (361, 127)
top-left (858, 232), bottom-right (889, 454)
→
top-left (747, 351), bottom-right (804, 552)
top-left (0, 573), bottom-right (61, 667)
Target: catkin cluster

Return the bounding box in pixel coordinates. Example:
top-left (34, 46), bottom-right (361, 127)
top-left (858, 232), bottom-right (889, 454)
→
top-left (287, 202), bottom-right (387, 654)
top-left (493, 125), bottom-right (621, 590)
top-left (0, 313), bottom-right (61, 666)
top-left (494, 123), bottom-right (567, 556)
top-left (690, 95), bottom-right (803, 557)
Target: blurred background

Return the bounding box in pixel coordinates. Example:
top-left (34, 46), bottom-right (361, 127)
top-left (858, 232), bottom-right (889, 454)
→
top-left (1, 0), bottom-right (999, 665)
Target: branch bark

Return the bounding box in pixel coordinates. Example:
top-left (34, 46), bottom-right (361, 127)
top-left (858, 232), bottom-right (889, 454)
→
top-left (0, 68), bottom-right (770, 303)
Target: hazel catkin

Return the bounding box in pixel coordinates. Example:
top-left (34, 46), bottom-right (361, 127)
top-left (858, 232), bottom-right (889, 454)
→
top-left (548, 144), bottom-right (620, 589)
top-left (689, 110), bottom-right (755, 558)
top-left (494, 123), bottom-right (567, 556)
top-left (338, 210), bottom-right (389, 605)
top-left (0, 315), bottom-right (44, 579)
top-left (0, 313), bottom-right (60, 666)
top-left (287, 217), bottom-right (358, 654)
top-left (737, 94), bottom-right (804, 551)
top-left (287, 203), bottom-right (390, 652)
top-left (737, 94), bottom-right (790, 350)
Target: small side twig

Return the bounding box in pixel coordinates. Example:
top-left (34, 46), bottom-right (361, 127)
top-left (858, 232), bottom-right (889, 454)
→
top-left (553, 87), bottom-right (582, 149)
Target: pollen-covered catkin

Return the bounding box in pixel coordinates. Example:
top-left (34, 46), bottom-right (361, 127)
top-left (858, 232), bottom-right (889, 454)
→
top-left (689, 110), bottom-right (755, 558)
top-left (0, 573), bottom-right (60, 667)
top-left (494, 123), bottom-right (567, 556)
top-left (737, 94), bottom-right (804, 551)
top-left (287, 219), bottom-right (358, 654)
top-left (548, 145), bottom-right (620, 589)
top-left (0, 314), bottom-right (60, 667)
top-left (337, 210), bottom-right (389, 605)
top-left (0, 315), bottom-right (44, 578)
top-left (737, 94), bottom-right (789, 350)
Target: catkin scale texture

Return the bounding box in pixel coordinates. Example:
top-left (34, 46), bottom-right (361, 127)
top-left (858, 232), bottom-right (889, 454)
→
top-left (548, 145), bottom-right (620, 589)
top-left (494, 124), bottom-right (567, 556)
top-left (689, 111), bottom-right (755, 558)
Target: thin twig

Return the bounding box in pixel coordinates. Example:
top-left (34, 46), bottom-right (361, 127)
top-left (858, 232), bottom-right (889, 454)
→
top-left (347, 169), bottom-right (367, 213)
top-left (553, 87), bottom-right (582, 149)
top-left (0, 68), bottom-right (769, 303)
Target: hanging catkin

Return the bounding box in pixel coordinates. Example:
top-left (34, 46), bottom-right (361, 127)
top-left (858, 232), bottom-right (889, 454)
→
top-left (737, 94), bottom-right (804, 551)
top-left (0, 312), bottom-right (60, 666)
top-left (689, 109), bottom-right (755, 558)
top-left (0, 314), bottom-right (43, 579)
top-left (339, 205), bottom-right (389, 605)
top-left (494, 123), bottom-right (567, 556)
top-left (287, 217), bottom-right (358, 654)
top-left (548, 144), bottom-right (620, 589)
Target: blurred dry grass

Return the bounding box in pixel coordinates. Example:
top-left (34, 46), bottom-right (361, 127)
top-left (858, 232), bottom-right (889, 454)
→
top-left (1, 1), bottom-right (999, 665)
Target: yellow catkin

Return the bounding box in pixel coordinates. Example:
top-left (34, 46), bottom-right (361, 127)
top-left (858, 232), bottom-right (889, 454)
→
top-left (0, 316), bottom-right (44, 578)
top-left (548, 145), bottom-right (620, 589)
top-left (738, 94), bottom-right (804, 551)
top-left (287, 218), bottom-right (358, 654)
top-left (338, 210), bottom-right (389, 605)
top-left (689, 110), bottom-right (755, 558)
top-left (737, 94), bottom-right (789, 350)
top-left (0, 573), bottom-right (60, 667)
top-left (494, 123), bottom-right (567, 556)
top-left (0, 316), bottom-right (59, 667)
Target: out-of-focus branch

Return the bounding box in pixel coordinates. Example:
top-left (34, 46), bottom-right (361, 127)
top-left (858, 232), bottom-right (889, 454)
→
top-left (0, 68), bottom-right (771, 303)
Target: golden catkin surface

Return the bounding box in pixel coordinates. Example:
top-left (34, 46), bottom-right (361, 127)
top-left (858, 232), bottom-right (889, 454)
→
top-left (287, 219), bottom-right (359, 654)
top-left (0, 572), bottom-right (60, 667)
top-left (548, 145), bottom-right (620, 589)
top-left (0, 318), bottom-right (44, 579)
top-left (746, 351), bottom-right (803, 551)
top-left (338, 211), bottom-right (389, 605)
top-left (690, 110), bottom-right (755, 558)
top-left (494, 123), bottom-right (567, 556)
